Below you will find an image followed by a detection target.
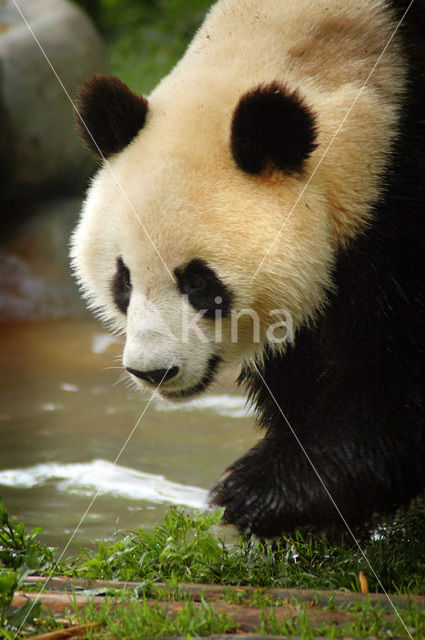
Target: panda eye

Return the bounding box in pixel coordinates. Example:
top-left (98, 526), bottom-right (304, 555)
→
top-left (111, 257), bottom-right (132, 314)
top-left (189, 275), bottom-right (206, 290)
top-left (121, 267), bottom-right (131, 289)
top-left (174, 258), bottom-right (233, 319)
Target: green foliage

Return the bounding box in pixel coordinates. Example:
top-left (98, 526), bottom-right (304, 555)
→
top-left (73, 0), bottom-right (162, 33)
top-left (73, 0), bottom-right (212, 93)
top-left (2, 495), bottom-right (425, 595)
top-left (1, 496), bottom-right (425, 637)
top-left (0, 568), bottom-right (42, 637)
top-left (69, 508), bottom-right (232, 583)
top-left (0, 570), bottom-right (17, 626)
top-left (74, 0), bottom-right (209, 35)
top-left (366, 501), bottom-right (425, 593)
top-left (0, 498), bottom-right (54, 637)
top-left (343, 599), bottom-right (425, 639)
top-left (66, 505), bottom-right (425, 595)
top-left (256, 598), bottom-right (425, 639)
top-left (258, 602), bottom-right (318, 638)
top-left (77, 596), bottom-right (236, 640)
top-left (0, 498), bottom-right (55, 573)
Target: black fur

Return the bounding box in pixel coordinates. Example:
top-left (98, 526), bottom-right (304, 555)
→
top-left (231, 82), bottom-right (318, 175)
top-left (111, 256), bottom-right (131, 314)
top-left (163, 354), bottom-right (222, 399)
top-left (174, 258), bottom-right (233, 319)
top-left (210, 1), bottom-right (425, 537)
top-left (75, 75), bottom-right (148, 158)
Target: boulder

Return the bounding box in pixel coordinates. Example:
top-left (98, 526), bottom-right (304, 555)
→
top-left (0, 197), bottom-right (87, 321)
top-left (0, 0), bottom-right (106, 204)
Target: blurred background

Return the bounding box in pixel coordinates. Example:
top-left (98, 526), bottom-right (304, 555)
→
top-left (0, 0), bottom-right (257, 552)
top-left (75, 0), bottom-right (212, 94)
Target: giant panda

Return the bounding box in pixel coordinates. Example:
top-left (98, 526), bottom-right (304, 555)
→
top-left (70, 0), bottom-right (425, 538)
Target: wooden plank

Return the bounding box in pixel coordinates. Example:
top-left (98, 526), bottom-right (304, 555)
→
top-left (12, 590), bottom-right (391, 632)
top-left (23, 576), bottom-right (425, 611)
top-left (26, 622), bottom-right (102, 640)
top-left (13, 591), bottom-right (105, 613)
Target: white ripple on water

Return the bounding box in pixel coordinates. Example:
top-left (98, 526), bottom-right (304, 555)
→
top-left (0, 459), bottom-right (208, 509)
top-left (154, 394), bottom-right (254, 418)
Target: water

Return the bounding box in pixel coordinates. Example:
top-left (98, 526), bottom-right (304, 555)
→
top-left (0, 319), bottom-right (258, 552)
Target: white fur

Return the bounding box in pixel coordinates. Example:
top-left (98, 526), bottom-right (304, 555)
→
top-left (70, 0), bottom-right (406, 398)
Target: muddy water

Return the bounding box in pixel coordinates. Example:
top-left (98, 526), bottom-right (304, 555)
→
top-left (0, 320), bottom-right (258, 552)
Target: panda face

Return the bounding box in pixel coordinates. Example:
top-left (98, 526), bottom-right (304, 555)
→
top-left (72, 0), bottom-right (405, 398)
top-left (112, 252), bottom-right (232, 399)
top-left (71, 107), bottom-right (334, 399)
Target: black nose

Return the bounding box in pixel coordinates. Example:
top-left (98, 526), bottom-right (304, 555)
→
top-left (126, 366), bottom-right (180, 385)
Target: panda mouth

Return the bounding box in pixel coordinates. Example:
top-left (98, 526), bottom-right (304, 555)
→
top-left (161, 354), bottom-right (222, 399)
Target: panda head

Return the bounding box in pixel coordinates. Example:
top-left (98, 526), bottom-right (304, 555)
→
top-left (71, 74), bottom-right (334, 399)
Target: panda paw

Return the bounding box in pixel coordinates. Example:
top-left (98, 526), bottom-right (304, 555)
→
top-left (208, 444), bottom-right (293, 538)
top-left (209, 441), bottom-right (369, 539)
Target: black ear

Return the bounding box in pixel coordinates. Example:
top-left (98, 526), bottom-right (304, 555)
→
top-left (75, 74), bottom-right (148, 158)
top-left (231, 82), bottom-right (318, 175)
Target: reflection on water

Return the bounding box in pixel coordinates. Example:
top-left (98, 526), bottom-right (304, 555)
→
top-left (0, 319), bottom-right (257, 551)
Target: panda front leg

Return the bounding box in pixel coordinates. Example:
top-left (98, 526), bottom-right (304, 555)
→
top-left (209, 435), bottom-right (315, 538)
top-left (209, 434), bottom-right (343, 538)
top-left (209, 409), bottom-right (425, 538)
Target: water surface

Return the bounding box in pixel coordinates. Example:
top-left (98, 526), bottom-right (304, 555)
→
top-left (0, 320), bottom-right (258, 551)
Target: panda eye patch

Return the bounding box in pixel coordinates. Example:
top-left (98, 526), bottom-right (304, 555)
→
top-left (111, 256), bottom-right (132, 314)
top-left (174, 258), bottom-right (233, 319)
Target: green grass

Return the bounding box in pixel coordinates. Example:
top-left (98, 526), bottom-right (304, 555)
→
top-left (75, 595), bottom-right (237, 640)
top-left (73, 594), bottom-right (425, 640)
top-left (64, 505), bottom-right (425, 594)
top-left (1, 498), bottom-right (425, 638)
top-left (2, 499), bottom-right (425, 593)
top-left (255, 599), bottom-right (425, 639)
top-left (67, 508), bottom-right (364, 590)
top-left (0, 500), bottom-right (55, 573)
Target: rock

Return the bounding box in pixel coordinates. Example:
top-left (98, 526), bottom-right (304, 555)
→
top-left (0, 0), bottom-right (106, 204)
top-left (0, 197), bottom-right (87, 321)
